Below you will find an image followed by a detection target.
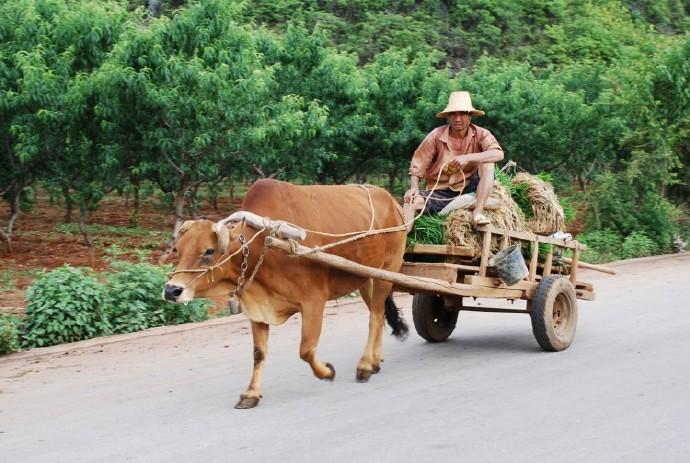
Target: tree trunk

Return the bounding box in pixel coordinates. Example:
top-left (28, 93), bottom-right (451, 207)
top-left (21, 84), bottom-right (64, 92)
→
top-left (208, 180), bottom-right (221, 211)
top-left (129, 181), bottom-right (140, 227)
top-left (62, 185), bottom-right (73, 223)
top-left (147, 0), bottom-right (160, 17)
top-left (0, 228), bottom-right (10, 254)
top-left (159, 188), bottom-right (188, 264)
top-left (387, 169), bottom-right (399, 193)
top-left (7, 190), bottom-right (20, 237)
top-left (187, 184), bottom-right (200, 219)
top-left (78, 200), bottom-right (93, 247)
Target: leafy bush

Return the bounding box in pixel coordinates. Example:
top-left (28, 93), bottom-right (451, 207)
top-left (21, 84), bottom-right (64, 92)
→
top-left (22, 266), bottom-right (111, 348)
top-left (622, 231), bottom-right (658, 259)
top-left (0, 314), bottom-right (21, 354)
top-left (104, 261), bottom-right (209, 333)
top-left (578, 229), bottom-right (624, 263)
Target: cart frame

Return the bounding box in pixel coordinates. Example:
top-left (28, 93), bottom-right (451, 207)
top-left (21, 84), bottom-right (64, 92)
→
top-left (264, 224), bottom-right (608, 351)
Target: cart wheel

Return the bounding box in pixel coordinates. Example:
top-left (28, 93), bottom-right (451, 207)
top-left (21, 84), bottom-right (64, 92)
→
top-left (528, 275), bottom-right (578, 352)
top-left (412, 293), bottom-right (459, 343)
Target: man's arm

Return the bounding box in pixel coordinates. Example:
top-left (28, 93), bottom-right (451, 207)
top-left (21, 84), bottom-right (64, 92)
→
top-left (448, 148), bottom-right (503, 171)
top-left (404, 175), bottom-right (421, 203)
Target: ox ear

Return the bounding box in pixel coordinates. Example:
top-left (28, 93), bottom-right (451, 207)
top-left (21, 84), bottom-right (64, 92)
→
top-left (176, 220), bottom-right (196, 239)
top-left (213, 222), bottom-right (230, 254)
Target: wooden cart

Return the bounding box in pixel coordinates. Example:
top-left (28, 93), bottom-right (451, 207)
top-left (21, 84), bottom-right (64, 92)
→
top-left (265, 224), bottom-right (609, 352)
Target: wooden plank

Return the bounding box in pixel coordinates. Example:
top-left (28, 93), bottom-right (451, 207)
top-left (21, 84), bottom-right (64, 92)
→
top-left (400, 262), bottom-right (458, 284)
top-left (459, 306), bottom-right (529, 314)
top-left (570, 247), bottom-right (580, 285)
top-left (266, 237), bottom-right (524, 299)
top-left (464, 275), bottom-right (538, 292)
top-left (576, 281), bottom-right (593, 291)
top-left (405, 244), bottom-right (474, 256)
top-left (576, 289), bottom-right (595, 301)
top-left (528, 241), bottom-right (539, 282)
top-left (479, 229), bottom-right (492, 277)
top-left (533, 273), bottom-right (594, 291)
top-left (543, 247), bottom-right (553, 276)
top-left (475, 225), bottom-right (586, 250)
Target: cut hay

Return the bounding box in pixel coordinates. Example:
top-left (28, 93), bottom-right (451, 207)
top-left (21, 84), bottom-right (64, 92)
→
top-left (512, 172), bottom-right (565, 234)
top-left (445, 182), bottom-right (527, 258)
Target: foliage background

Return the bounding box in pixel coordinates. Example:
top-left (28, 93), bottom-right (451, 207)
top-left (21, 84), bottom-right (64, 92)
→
top-left (1, 1), bottom-right (689, 283)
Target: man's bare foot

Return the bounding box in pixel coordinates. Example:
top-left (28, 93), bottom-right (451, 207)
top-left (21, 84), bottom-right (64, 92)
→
top-left (473, 212), bottom-right (490, 226)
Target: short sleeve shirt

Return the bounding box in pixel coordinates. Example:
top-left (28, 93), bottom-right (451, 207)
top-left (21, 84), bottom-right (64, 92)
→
top-left (409, 124), bottom-right (502, 191)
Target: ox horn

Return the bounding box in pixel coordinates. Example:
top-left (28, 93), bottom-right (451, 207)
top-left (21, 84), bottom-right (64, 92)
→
top-left (213, 222), bottom-right (230, 254)
top-left (176, 220), bottom-right (196, 239)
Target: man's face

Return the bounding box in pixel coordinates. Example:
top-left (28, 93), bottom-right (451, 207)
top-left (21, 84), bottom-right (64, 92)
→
top-left (447, 112), bottom-right (471, 132)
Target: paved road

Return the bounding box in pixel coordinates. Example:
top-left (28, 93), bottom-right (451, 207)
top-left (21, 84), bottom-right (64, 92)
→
top-left (1, 254), bottom-right (689, 462)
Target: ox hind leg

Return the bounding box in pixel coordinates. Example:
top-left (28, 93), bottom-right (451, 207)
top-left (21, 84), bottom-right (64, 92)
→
top-left (235, 321), bottom-right (269, 409)
top-left (356, 278), bottom-right (393, 382)
top-left (299, 299), bottom-right (336, 381)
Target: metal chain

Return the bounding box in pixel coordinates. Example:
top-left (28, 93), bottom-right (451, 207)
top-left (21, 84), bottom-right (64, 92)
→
top-left (230, 234), bottom-right (249, 299)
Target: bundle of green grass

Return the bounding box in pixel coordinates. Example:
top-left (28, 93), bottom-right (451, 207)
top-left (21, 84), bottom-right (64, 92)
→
top-left (408, 170), bottom-right (571, 258)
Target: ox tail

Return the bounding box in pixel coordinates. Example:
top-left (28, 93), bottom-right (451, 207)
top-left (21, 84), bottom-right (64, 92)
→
top-left (385, 293), bottom-right (409, 341)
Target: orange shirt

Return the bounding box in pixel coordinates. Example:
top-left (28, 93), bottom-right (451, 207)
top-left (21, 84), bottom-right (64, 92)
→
top-left (409, 124), bottom-right (502, 191)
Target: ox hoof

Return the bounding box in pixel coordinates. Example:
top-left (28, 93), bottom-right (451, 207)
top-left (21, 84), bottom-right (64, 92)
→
top-left (323, 362), bottom-right (336, 381)
top-left (234, 395), bottom-right (261, 409)
top-left (356, 368), bottom-right (373, 383)
top-left (372, 364), bottom-right (381, 374)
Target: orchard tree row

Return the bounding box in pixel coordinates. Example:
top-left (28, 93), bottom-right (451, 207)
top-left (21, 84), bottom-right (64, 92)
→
top-left (1, 0), bottom-right (689, 253)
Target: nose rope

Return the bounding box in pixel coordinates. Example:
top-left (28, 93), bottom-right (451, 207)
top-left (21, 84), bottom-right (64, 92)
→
top-left (168, 226), bottom-right (267, 290)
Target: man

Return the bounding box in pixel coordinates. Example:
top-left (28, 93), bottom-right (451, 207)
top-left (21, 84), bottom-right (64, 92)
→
top-left (403, 91), bottom-right (504, 232)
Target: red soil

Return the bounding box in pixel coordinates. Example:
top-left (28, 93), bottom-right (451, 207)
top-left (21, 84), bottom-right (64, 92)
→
top-left (0, 194), bottom-right (243, 311)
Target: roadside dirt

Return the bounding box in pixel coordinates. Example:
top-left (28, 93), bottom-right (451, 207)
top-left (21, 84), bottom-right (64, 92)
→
top-left (0, 194), bottom-right (243, 311)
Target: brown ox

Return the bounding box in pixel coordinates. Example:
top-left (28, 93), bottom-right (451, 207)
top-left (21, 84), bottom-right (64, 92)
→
top-left (164, 179), bottom-right (408, 409)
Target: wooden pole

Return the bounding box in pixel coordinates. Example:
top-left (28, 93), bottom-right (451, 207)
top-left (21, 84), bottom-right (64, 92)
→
top-left (528, 241), bottom-right (539, 282)
top-left (264, 237), bottom-right (524, 299)
top-left (562, 257), bottom-right (615, 275)
top-left (543, 247), bottom-right (553, 276)
top-left (569, 247), bottom-right (580, 284)
top-left (479, 229), bottom-right (492, 277)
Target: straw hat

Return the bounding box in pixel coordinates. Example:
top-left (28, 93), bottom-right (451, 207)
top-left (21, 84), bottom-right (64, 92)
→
top-left (436, 91), bottom-right (485, 118)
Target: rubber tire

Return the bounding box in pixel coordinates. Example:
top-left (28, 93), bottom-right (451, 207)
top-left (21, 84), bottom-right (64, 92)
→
top-left (528, 275), bottom-right (578, 352)
top-left (412, 293), bottom-right (459, 343)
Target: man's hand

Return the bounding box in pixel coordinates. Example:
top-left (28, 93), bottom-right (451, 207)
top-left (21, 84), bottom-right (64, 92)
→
top-left (446, 155), bottom-right (470, 173)
top-left (404, 187), bottom-right (419, 204)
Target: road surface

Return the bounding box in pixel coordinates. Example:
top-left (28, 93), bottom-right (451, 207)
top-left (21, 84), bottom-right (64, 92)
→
top-left (1, 253), bottom-right (689, 462)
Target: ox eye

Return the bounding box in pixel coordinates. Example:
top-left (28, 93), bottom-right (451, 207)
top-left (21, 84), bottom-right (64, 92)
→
top-left (203, 248), bottom-right (215, 256)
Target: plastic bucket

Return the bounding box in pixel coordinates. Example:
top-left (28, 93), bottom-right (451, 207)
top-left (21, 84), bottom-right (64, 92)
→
top-left (488, 244), bottom-right (529, 286)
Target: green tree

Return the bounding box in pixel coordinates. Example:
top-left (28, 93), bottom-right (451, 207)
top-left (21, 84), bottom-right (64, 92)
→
top-left (0, 0), bottom-right (128, 249)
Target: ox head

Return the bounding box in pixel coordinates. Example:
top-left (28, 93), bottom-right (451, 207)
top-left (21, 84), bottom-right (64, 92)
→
top-left (163, 219), bottom-right (236, 303)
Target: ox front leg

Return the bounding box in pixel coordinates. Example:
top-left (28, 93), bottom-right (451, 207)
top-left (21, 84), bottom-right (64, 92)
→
top-left (235, 321), bottom-right (269, 409)
top-left (357, 279), bottom-right (389, 382)
top-left (299, 303), bottom-right (336, 381)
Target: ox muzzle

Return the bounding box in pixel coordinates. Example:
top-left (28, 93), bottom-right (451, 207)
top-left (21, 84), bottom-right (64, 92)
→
top-left (163, 284), bottom-right (185, 302)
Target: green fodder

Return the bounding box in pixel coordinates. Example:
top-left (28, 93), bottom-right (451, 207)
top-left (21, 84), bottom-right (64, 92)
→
top-left (408, 214), bottom-right (447, 245)
top-left (512, 172), bottom-right (565, 234)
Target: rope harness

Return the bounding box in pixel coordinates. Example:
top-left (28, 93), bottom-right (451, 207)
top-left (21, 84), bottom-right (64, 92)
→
top-left (168, 162), bottom-right (465, 306)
